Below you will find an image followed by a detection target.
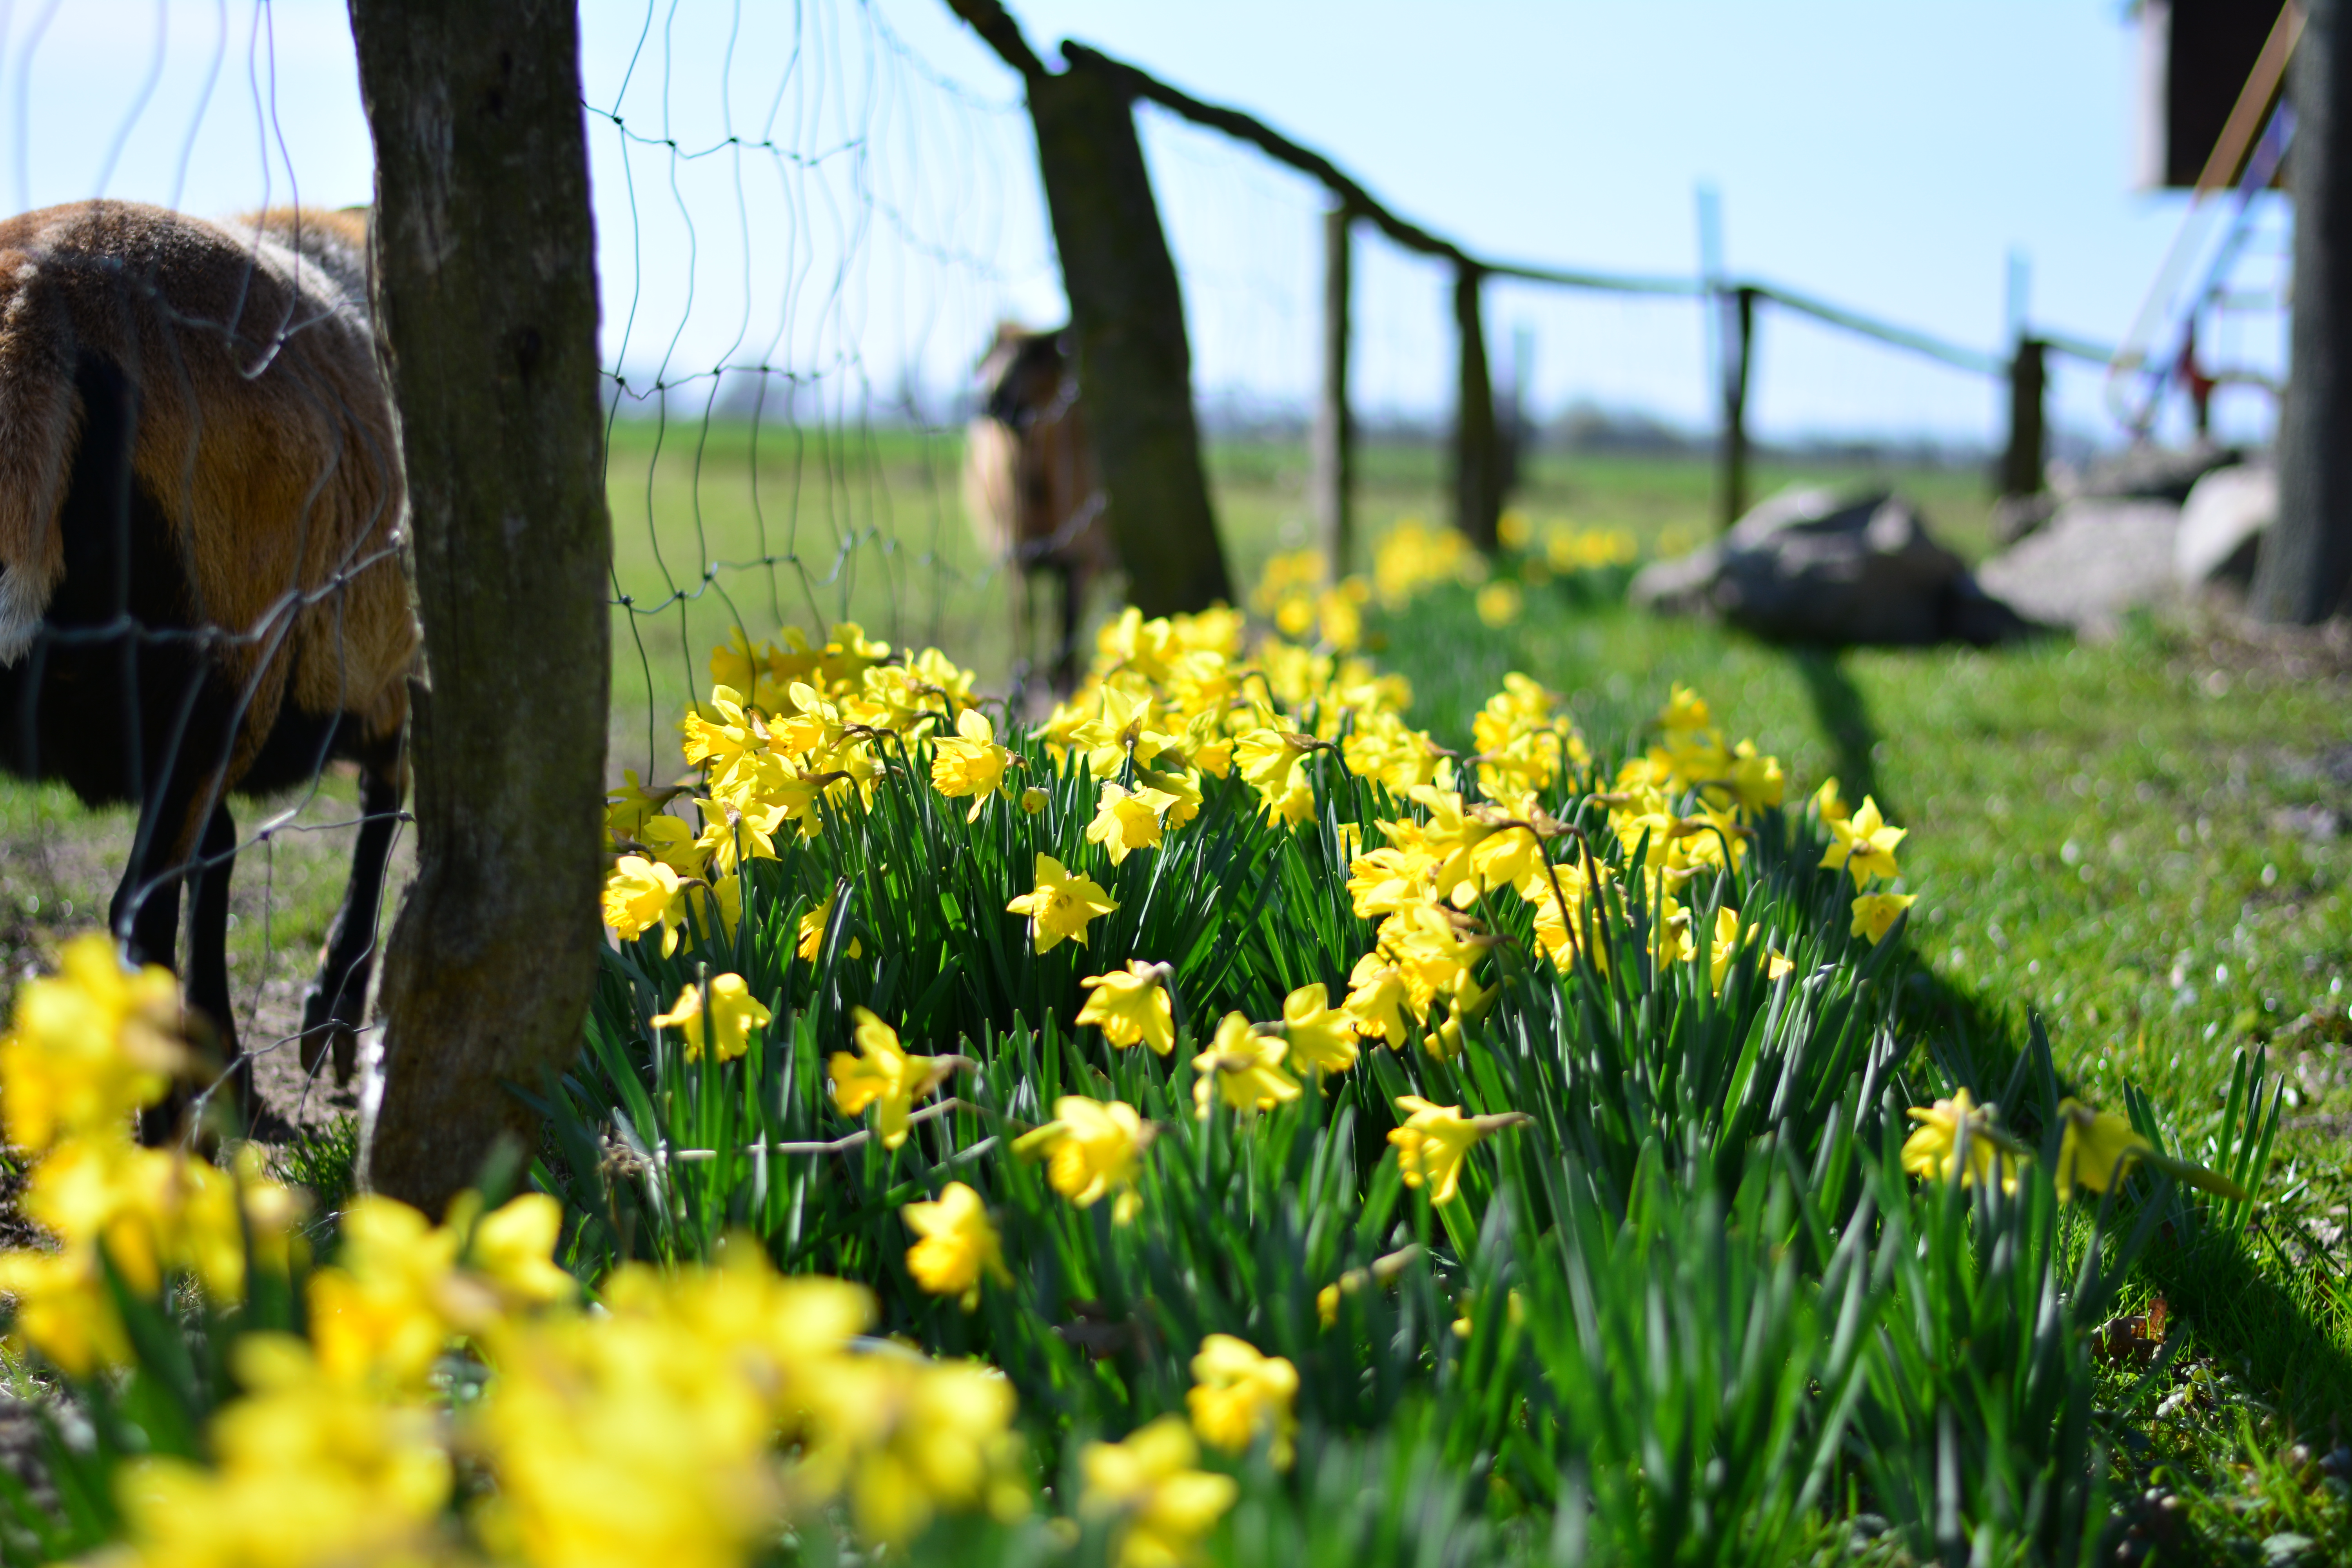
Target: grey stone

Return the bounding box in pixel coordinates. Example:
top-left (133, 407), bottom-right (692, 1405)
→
top-left (1974, 498), bottom-right (2181, 633)
top-left (1629, 485), bottom-right (2031, 646)
top-left (2174, 462), bottom-right (2275, 587)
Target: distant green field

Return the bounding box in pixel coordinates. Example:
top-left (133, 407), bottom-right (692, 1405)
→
top-left (602, 417), bottom-right (1999, 766)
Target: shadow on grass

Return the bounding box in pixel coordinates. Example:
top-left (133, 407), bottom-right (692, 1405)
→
top-left (1789, 648), bottom-right (1887, 813)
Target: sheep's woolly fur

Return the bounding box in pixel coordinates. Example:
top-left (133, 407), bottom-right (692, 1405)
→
top-left (0, 200), bottom-right (413, 771)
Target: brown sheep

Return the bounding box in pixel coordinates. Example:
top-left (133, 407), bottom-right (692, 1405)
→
top-left (962, 323), bottom-right (1112, 694)
top-left (0, 200), bottom-right (416, 1130)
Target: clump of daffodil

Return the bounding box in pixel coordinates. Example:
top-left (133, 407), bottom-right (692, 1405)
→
top-left (1006, 853), bottom-right (1118, 953)
top-left (1187, 1334), bottom-right (1299, 1469)
top-left (0, 931), bottom-right (187, 1151)
top-left (1013, 1095), bottom-right (1153, 1224)
top-left (1192, 1013), bottom-right (1301, 1119)
top-left (648, 973), bottom-right (773, 1062)
top-left (1900, 1088), bottom-right (2028, 1194)
top-left (1081, 1415), bottom-right (1240, 1568)
top-left (0, 936), bottom-right (309, 1377)
top-left (1387, 1096), bottom-right (1532, 1206)
top-left (791, 1350), bottom-right (1030, 1546)
top-left (1850, 891), bottom-right (1917, 945)
top-left (902, 1181), bottom-right (1011, 1310)
top-left (1077, 961), bottom-right (1176, 1055)
top-left (110, 1333), bottom-right (456, 1568)
top-left (930, 706), bottom-right (1016, 820)
top-left (829, 1009), bottom-right (968, 1149)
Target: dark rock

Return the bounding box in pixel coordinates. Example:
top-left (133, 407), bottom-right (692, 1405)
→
top-left (1629, 486), bottom-right (2032, 646)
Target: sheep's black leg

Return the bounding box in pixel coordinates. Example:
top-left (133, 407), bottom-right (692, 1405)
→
top-left (183, 800), bottom-right (249, 1124)
top-left (120, 766), bottom-right (206, 1145)
top-left (299, 762), bottom-right (401, 1084)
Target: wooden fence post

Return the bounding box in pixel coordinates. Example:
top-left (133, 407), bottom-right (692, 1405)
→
top-left (1998, 336), bottom-right (2048, 498)
top-left (948, 1), bottom-right (1233, 616)
top-left (1453, 263), bottom-right (1502, 551)
top-left (348, 0), bottom-right (613, 1215)
top-left (2259, 0), bottom-right (2352, 622)
top-left (1311, 201), bottom-right (1354, 577)
top-left (1718, 285), bottom-right (1757, 531)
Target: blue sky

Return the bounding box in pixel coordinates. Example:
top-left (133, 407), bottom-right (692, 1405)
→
top-left (2, 1), bottom-right (2282, 447)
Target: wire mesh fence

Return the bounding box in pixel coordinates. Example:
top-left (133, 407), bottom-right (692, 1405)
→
top-left (0, 0), bottom-right (2227, 1144)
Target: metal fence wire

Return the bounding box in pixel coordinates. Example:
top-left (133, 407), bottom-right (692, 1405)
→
top-left (0, 0), bottom-right (2183, 1143)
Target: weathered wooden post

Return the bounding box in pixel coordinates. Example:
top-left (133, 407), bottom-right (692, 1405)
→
top-left (348, 0), bottom-right (613, 1214)
top-left (1998, 336), bottom-right (2048, 498)
top-left (2259, 0), bottom-right (2352, 622)
top-left (1717, 285), bottom-right (1757, 531)
top-left (948, 0), bottom-right (1233, 615)
top-left (1310, 201), bottom-right (1355, 578)
top-left (1453, 263), bottom-right (1502, 551)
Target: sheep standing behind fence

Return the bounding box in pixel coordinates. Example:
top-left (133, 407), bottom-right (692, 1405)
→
top-left (962, 323), bottom-right (1113, 694)
top-left (0, 201), bottom-right (414, 1133)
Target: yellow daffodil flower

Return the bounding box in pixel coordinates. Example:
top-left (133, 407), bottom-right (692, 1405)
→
top-left (1820, 796), bottom-right (1905, 888)
top-left (796, 889), bottom-right (863, 962)
top-left (1080, 1415), bottom-right (1239, 1568)
top-left (1087, 780), bottom-right (1179, 864)
top-left (1342, 954), bottom-right (1414, 1049)
top-left (1659, 684), bottom-right (1711, 733)
top-left (455, 1192), bottom-right (578, 1308)
top-left (1191, 1013), bottom-right (1301, 1119)
top-left (1387, 1096), bottom-right (1531, 1206)
top-left (1900, 1087), bottom-right (2021, 1194)
top-left (1850, 891), bottom-right (1918, 945)
top-left (902, 1181), bottom-right (1010, 1310)
top-left (930, 707), bottom-right (1015, 820)
top-left (1705, 906), bottom-right (1743, 994)
top-left (1187, 1334), bottom-right (1298, 1469)
top-left (1014, 1095), bottom-right (1151, 1224)
top-left (1020, 786), bottom-right (1050, 815)
top-left (829, 1008), bottom-right (962, 1149)
top-left (1474, 581), bottom-right (1522, 627)
top-left (1813, 776), bottom-right (1852, 824)
top-left (603, 855), bottom-right (691, 957)
top-left (649, 974), bottom-right (773, 1062)
top-left (1077, 962), bottom-right (1176, 1055)
top-left (1724, 741), bottom-right (1785, 813)
top-left (1278, 983), bottom-right (1359, 1078)
top-left (1006, 853), bottom-right (1118, 953)
top-left (2054, 1097), bottom-right (2152, 1203)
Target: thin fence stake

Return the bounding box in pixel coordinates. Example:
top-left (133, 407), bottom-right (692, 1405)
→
top-left (1312, 201), bottom-right (1355, 578)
